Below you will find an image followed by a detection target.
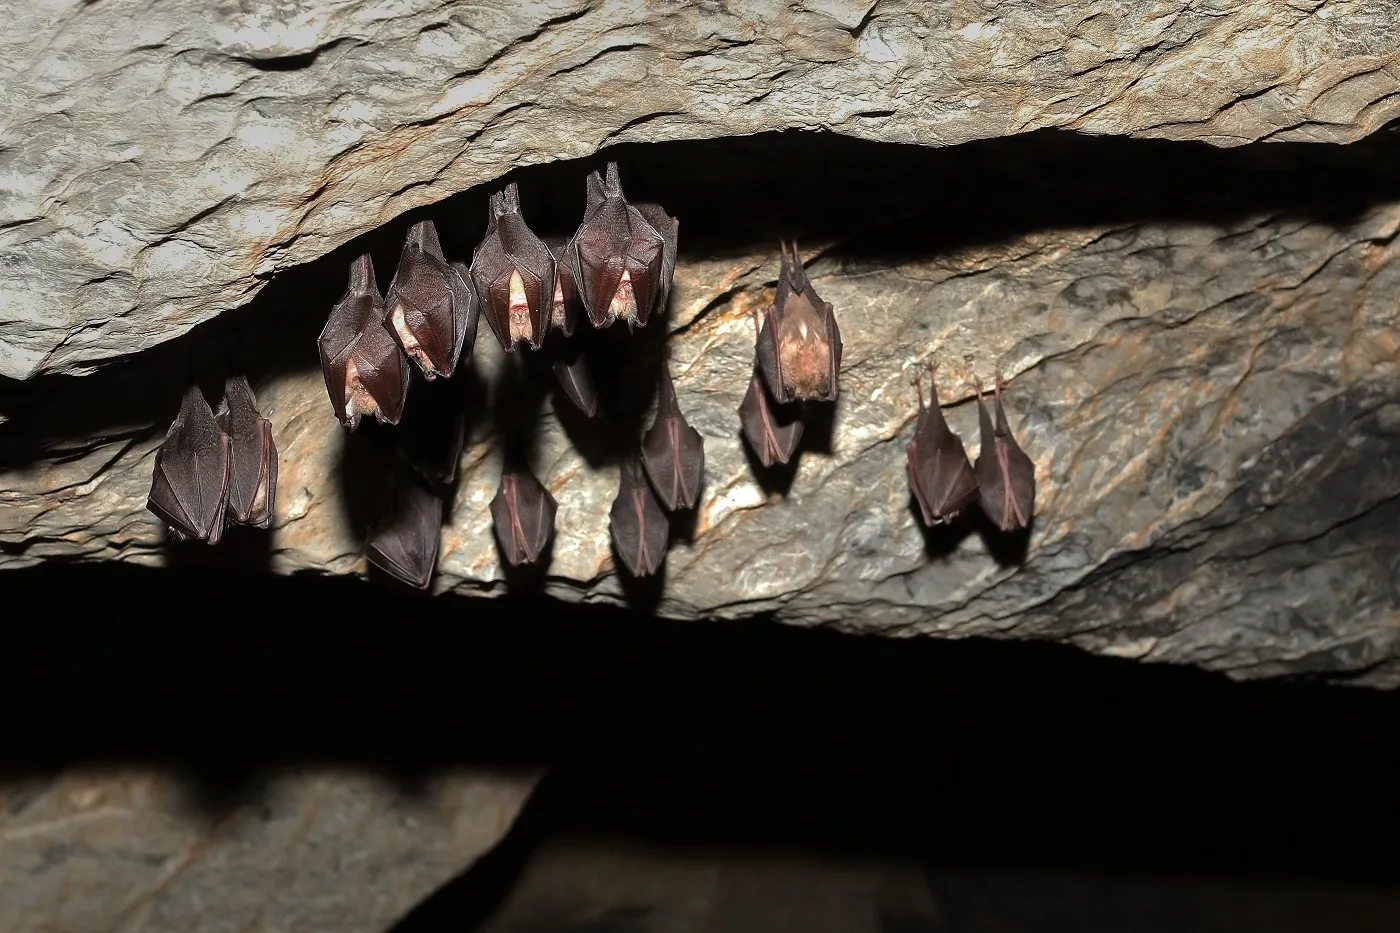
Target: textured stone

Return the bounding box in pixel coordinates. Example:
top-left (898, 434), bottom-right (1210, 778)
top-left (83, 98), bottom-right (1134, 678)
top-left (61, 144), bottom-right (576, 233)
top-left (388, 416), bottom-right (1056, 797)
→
top-left (0, 769), bottom-right (536, 933)
top-left (3, 0), bottom-right (1400, 378)
top-left (3, 134), bottom-right (1398, 686)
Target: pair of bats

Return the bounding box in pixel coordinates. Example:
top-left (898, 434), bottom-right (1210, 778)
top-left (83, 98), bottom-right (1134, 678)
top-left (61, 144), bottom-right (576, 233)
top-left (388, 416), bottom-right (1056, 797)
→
top-left (739, 242), bottom-right (843, 467)
top-left (147, 377), bottom-right (278, 543)
top-left (907, 365), bottom-right (1036, 532)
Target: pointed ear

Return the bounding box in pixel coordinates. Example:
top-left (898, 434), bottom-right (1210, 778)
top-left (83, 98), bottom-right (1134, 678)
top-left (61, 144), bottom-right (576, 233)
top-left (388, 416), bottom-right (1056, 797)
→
top-left (501, 181), bottom-right (522, 213)
top-left (786, 240), bottom-right (813, 293)
top-left (348, 253), bottom-right (377, 294)
top-left (584, 170), bottom-right (606, 209)
top-left (604, 161), bottom-right (622, 195)
top-left (406, 219), bottom-right (444, 259)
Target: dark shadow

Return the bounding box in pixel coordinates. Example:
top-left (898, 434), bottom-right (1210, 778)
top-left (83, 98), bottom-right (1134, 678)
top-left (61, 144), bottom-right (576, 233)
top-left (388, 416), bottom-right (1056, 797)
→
top-left (909, 497), bottom-right (977, 560)
top-left (333, 417), bottom-right (399, 544)
top-left (796, 396), bottom-right (837, 456)
top-left (665, 506), bottom-right (699, 547)
top-left (162, 521), bottom-right (275, 575)
top-left (974, 511), bottom-right (1034, 566)
top-left (397, 365), bottom-right (484, 502)
top-left (740, 434), bottom-right (802, 497)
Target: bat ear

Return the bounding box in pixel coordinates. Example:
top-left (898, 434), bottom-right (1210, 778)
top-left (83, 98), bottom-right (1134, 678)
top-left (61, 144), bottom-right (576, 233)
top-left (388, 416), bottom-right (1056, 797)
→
top-left (405, 219), bottom-right (445, 260)
top-left (584, 169), bottom-right (606, 208)
top-left (603, 161), bottom-right (622, 196)
top-left (500, 181), bottom-right (522, 213)
top-left (786, 240), bottom-right (813, 293)
top-left (348, 253), bottom-right (378, 294)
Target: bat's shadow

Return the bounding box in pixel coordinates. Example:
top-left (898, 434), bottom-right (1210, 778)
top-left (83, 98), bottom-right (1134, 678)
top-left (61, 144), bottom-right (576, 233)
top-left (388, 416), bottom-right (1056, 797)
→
top-left (495, 535), bottom-right (557, 592)
top-left (974, 512), bottom-right (1034, 567)
top-left (741, 437), bottom-right (801, 497)
top-left (161, 522), bottom-right (274, 575)
top-left (908, 497), bottom-right (976, 559)
top-left (611, 540), bottom-right (666, 614)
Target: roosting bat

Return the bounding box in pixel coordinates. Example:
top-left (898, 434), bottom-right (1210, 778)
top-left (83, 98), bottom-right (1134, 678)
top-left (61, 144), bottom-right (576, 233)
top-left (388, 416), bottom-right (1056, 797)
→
top-left (366, 476), bottom-right (443, 589)
top-left (755, 241), bottom-right (842, 403)
top-left (566, 162), bottom-right (678, 330)
top-left (147, 383), bottom-right (231, 544)
top-left (907, 364), bottom-right (978, 526)
top-left (641, 365), bottom-right (704, 510)
top-left (552, 353), bottom-right (599, 418)
top-left (385, 219), bottom-right (479, 379)
top-left (738, 371), bottom-right (804, 468)
top-left (973, 375), bottom-right (1036, 532)
top-left (490, 469), bottom-right (558, 567)
top-left (610, 456), bottom-right (670, 577)
top-left (318, 254), bottom-right (411, 429)
top-left (216, 375), bottom-right (277, 528)
top-left (470, 182), bottom-right (555, 352)
top-left (545, 236), bottom-right (581, 338)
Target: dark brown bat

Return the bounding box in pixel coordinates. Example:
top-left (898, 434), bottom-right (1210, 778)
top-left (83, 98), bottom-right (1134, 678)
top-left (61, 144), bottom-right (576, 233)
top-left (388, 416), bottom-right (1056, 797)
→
top-left (641, 365), bottom-right (704, 510)
top-left (566, 162), bottom-right (678, 330)
top-left (973, 375), bottom-right (1036, 532)
top-left (552, 353), bottom-right (599, 418)
top-left (366, 476), bottom-right (443, 589)
top-left (216, 375), bottom-right (277, 528)
top-left (609, 456), bottom-right (670, 577)
top-left (318, 254), bottom-right (411, 429)
top-left (544, 236), bottom-right (581, 338)
top-left (384, 219), bottom-right (479, 379)
top-left (470, 182), bottom-right (555, 352)
top-left (738, 370), bottom-right (804, 468)
top-left (147, 383), bottom-right (231, 544)
top-left (907, 364), bottom-right (979, 526)
top-left (490, 469), bottom-right (558, 566)
top-left (755, 241), bottom-right (842, 403)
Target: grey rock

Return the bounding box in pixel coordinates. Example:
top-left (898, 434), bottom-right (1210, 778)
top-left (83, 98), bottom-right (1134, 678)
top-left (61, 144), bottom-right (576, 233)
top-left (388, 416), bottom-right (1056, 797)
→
top-left (3, 1), bottom-right (1400, 378)
top-left (0, 769), bottom-right (537, 933)
top-left (3, 135), bottom-right (1397, 687)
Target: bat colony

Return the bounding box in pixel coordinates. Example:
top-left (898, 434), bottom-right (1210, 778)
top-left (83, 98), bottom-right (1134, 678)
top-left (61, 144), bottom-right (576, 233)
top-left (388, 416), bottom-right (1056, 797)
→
top-left (147, 162), bottom-right (1037, 590)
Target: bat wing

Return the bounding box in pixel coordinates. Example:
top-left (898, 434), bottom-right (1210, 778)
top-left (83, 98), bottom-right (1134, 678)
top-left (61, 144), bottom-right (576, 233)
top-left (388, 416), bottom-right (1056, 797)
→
top-left (609, 457), bottom-right (670, 577)
top-left (641, 368), bottom-right (704, 510)
top-left (544, 237), bottom-right (580, 337)
top-left (318, 261), bottom-right (381, 427)
top-left (908, 397), bottom-right (979, 524)
top-left (974, 382), bottom-right (1036, 531)
top-left (569, 204), bottom-right (630, 328)
top-left (552, 353), bottom-right (599, 417)
top-left (753, 303), bottom-right (788, 404)
top-left (490, 471), bottom-right (558, 566)
top-left (367, 478), bottom-right (443, 589)
top-left (635, 202), bottom-right (678, 322)
top-left (385, 220), bottom-right (459, 379)
top-left (349, 322), bottom-right (411, 426)
top-left (447, 260), bottom-right (481, 369)
top-left (147, 383), bottom-right (231, 543)
top-left (821, 301), bottom-right (842, 402)
top-left (219, 375), bottom-right (277, 528)
top-left (738, 372), bottom-right (803, 468)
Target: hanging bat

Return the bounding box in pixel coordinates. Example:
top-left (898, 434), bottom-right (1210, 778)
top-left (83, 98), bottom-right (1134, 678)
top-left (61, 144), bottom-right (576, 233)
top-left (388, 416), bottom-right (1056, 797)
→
top-left (318, 254), bottom-right (411, 429)
top-left (755, 241), bottom-right (842, 403)
top-left (544, 236), bottom-right (581, 338)
top-left (641, 364), bottom-right (704, 510)
top-left (384, 219), bottom-right (480, 379)
top-left (552, 352), bottom-right (599, 418)
top-left (907, 363), bottom-right (979, 526)
top-left (470, 182), bottom-right (555, 352)
top-left (366, 476), bottom-right (443, 589)
top-left (609, 456), bottom-right (670, 577)
top-left (489, 468), bottom-right (558, 567)
top-left (566, 161), bottom-right (678, 330)
top-left (738, 370), bottom-right (804, 468)
top-left (216, 375), bottom-right (277, 528)
top-left (973, 375), bottom-right (1036, 532)
top-left (147, 383), bottom-right (231, 544)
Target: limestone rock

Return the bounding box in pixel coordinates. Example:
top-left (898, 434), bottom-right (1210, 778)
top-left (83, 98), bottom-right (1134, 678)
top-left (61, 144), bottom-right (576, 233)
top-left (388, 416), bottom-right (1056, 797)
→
top-left (3, 1), bottom-right (1399, 378)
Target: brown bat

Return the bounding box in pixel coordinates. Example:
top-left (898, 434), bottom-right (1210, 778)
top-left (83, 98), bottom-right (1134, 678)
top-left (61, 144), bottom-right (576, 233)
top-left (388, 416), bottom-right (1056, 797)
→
top-left (738, 370), bottom-right (804, 468)
top-left (609, 456), bottom-right (670, 577)
top-left (907, 363), bottom-right (979, 526)
top-left (147, 383), bottom-right (231, 544)
top-left (216, 375), bottom-right (277, 528)
top-left (565, 162), bottom-right (678, 330)
top-left (755, 241), bottom-right (842, 403)
top-left (318, 254), bottom-right (411, 429)
top-left (470, 182), bottom-right (555, 352)
top-left (973, 375), bottom-right (1036, 532)
top-left (641, 364), bottom-right (704, 510)
top-left (366, 475), bottom-right (443, 589)
top-left (490, 468), bottom-right (558, 566)
top-left (384, 219), bottom-right (479, 379)
top-left (544, 236), bottom-right (581, 338)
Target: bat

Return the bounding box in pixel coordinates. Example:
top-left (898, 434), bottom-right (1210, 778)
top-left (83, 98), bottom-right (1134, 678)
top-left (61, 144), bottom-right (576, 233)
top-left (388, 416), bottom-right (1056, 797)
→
top-left (565, 161), bottom-right (678, 330)
top-left (641, 364), bottom-right (704, 510)
top-left (552, 352), bottom-right (599, 418)
top-left (216, 375), bottom-right (277, 528)
top-left (470, 182), bottom-right (555, 352)
top-left (545, 236), bottom-right (581, 338)
top-left (384, 219), bottom-right (480, 379)
top-left (366, 475), bottom-right (443, 589)
top-left (907, 363), bottom-right (979, 526)
top-left (738, 370), bottom-right (804, 468)
top-left (318, 254), bottom-right (411, 429)
top-left (147, 383), bottom-right (231, 544)
top-left (489, 468), bottom-right (558, 566)
top-left (609, 456), bottom-right (670, 577)
top-left (973, 375), bottom-right (1036, 532)
top-left (755, 241), bottom-right (842, 403)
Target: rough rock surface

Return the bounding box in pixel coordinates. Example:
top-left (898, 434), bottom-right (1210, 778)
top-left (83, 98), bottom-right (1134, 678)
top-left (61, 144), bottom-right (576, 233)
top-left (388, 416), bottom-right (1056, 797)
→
top-left (4, 0), bottom-right (1400, 378)
top-left (0, 769), bottom-right (536, 933)
top-left (4, 134), bottom-right (1398, 687)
